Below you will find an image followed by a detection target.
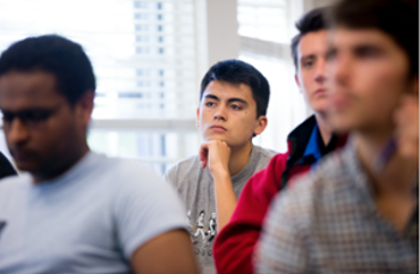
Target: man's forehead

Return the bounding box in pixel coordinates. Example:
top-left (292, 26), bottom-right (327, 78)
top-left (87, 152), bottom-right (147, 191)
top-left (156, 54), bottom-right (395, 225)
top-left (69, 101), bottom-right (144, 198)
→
top-left (0, 71), bottom-right (64, 108)
top-left (330, 28), bottom-right (389, 47)
top-left (204, 80), bottom-right (253, 100)
top-left (298, 30), bottom-right (329, 58)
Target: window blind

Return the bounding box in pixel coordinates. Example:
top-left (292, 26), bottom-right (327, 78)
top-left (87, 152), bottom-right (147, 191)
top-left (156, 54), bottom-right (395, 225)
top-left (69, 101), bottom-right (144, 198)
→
top-left (0, 0), bottom-right (200, 120)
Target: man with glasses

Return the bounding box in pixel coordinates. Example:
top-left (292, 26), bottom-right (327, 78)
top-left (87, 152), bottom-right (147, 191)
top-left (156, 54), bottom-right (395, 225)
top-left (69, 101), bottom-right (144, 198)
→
top-left (0, 35), bottom-right (198, 274)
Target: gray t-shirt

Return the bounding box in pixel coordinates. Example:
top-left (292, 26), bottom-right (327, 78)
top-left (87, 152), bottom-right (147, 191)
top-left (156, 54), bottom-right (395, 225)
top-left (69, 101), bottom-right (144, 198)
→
top-left (165, 145), bottom-right (274, 274)
top-left (0, 152), bottom-right (187, 274)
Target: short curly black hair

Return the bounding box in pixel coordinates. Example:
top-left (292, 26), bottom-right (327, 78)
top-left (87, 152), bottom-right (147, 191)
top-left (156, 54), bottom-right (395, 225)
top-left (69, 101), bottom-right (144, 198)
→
top-left (0, 34), bottom-right (96, 105)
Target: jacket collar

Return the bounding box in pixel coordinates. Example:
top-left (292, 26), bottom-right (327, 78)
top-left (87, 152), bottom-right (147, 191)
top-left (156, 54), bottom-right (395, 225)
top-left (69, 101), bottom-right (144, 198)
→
top-left (286, 115), bottom-right (317, 168)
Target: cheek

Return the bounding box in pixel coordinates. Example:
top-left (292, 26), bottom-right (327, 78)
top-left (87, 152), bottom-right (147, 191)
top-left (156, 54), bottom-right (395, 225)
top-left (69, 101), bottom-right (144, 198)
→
top-left (45, 116), bottom-right (77, 147)
top-left (358, 65), bottom-right (405, 109)
top-left (236, 115), bottom-right (258, 134)
top-left (301, 73), bottom-right (314, 95)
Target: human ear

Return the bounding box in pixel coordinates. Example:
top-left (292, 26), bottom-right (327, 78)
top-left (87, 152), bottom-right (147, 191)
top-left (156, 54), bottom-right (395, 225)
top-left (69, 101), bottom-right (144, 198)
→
top-left (196, 108), bottom-right (200, 127)
top-left (253, 115), bottom-right (268, 136)
top-left (75, 90), bottom-right (94, 128)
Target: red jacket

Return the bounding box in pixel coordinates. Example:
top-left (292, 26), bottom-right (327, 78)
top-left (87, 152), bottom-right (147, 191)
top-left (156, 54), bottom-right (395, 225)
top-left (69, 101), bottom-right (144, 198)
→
top-left (213, 116), bottom-right (347, 274)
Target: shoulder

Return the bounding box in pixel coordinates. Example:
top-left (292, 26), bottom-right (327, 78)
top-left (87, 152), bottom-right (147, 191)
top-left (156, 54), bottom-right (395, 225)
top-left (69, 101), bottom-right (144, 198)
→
top-left (269, 152), bottom-right (289, 168)
top-left (90, 156), bottom-right (178, 204)
top-left (0, 174), bottom-right (29, 189)
top-left (251, 146), bottom-right (276, 172)
top-left (104, 157), bottom-right (186, 217)
top-left (278, 150), bottom-right (349, 221)
top-left (164, 155), bottom-right (201, 186)
top-left (96, 156), bottom-right (158, 182)
top-left (254, 146), bottom-right (276, 160)
top-left (0, 174), bottom-right (30, 203)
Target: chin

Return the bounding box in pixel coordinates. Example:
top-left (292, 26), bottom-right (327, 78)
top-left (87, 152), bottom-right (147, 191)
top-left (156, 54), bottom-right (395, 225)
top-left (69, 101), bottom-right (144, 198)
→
top-left (14, 161), bottom-right (38, 173)
top-left (311, 101), bottom-right (329, 115)
top-left (328, 116), bottom-right (355, 134)
top-left (204, 132), bottom-right (227, 141)
top-left (207, 137), bottom-right (229, 143)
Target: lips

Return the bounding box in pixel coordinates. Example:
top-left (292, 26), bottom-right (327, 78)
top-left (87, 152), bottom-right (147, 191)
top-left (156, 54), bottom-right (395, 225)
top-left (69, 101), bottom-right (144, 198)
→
top-left (210, 125), bottom-right (227, 132)
top-left (314, 88), bottom-right (328, 96)
top-left (331, 94), bottom-right (352, 110)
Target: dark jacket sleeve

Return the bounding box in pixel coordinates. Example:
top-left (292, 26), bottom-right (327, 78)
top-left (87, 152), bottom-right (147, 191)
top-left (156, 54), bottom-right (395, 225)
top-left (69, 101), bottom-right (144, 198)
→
top-left (0, 151), bottom-right (17, 179)
top-left (213, 152), bottom-right (288, 274)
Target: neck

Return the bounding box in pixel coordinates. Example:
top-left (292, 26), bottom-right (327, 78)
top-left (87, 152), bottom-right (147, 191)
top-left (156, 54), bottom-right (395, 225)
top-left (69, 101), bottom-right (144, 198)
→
top-left (353, 126), bottom-right (416, 196)
top-left (315, 112), bottom-right (333, 145)
top-left (228, 141), bottom-right (253, 176)
top-left (33, 142), bottom-right (90, 184)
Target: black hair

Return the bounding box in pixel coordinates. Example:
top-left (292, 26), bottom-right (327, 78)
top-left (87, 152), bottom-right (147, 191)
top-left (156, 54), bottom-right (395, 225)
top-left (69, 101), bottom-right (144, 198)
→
top-left (200, 59), bottom-right (270, 118)
top-left (0, 34), bottom-right (96, 105)
top-left (291, 7), bottom-right (328, 71)
top-left (329, 0), bottom-right (418, 79)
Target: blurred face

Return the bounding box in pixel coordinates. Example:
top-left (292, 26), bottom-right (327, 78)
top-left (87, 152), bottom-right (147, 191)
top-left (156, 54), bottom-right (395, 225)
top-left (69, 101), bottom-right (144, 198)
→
top-left (0, 71), bottom-right (90, 177)
top-left (295, 30), bottom-right (330, 114)
top-left (327, 28), bottom-right (412, 134)
top-left (197, 80), bottom-right (267, 148)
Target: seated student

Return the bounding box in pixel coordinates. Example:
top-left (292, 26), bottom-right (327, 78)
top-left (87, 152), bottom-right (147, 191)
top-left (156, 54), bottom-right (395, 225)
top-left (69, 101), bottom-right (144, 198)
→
top-left (257, 0), bottom-right (418, 273)
top-left (0, 35), bottom-right (198, 274)
top-left (165, 59), bottom-right (274, 274)
top-left (213, 7), bottom-right (346, 274)
top-left (0, 151), bottom-right (16, 179)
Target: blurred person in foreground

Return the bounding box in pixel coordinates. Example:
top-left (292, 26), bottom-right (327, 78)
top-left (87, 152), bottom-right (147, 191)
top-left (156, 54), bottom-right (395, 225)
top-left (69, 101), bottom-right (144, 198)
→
top-left (213, 7), bottom-right (347, 274)
top-left (164, 59), bottom-right (274, 274)
top-left (257, 0), bottom-right (418, 273)
top-left (0, 35), bottom-right (198, 274)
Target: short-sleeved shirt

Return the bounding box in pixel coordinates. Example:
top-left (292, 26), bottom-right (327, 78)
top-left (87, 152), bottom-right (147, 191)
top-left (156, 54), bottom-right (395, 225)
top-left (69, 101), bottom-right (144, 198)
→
top-left (0, 151), bottom-right (187, 274)
top-left (165, 145), bottom-right (274, 274)
top-left (257, 142), bottom-right (418, 274)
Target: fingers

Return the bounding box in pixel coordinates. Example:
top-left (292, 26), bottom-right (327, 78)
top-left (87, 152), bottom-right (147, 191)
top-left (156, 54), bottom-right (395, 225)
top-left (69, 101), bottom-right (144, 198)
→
top-left (393, 95), bottom-right (419, 161)
top-left (198, 140), bottom-right (231, 171)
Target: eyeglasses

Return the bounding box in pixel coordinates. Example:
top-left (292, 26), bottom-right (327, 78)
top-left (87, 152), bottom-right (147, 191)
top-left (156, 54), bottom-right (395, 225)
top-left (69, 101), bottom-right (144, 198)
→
top-left (1, 105), bottom-right (62, 129)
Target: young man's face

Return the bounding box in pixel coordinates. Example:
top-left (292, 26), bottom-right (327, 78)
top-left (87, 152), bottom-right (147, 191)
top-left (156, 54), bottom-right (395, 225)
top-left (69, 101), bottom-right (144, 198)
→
top-left (295, 30), bottom-right (330, 114)
top-left (327, 28), bottom-right (413, 133)
top-left (0, 71), bottom-right (90, 176)
top-left (197, 80), bottom-right (267, 148)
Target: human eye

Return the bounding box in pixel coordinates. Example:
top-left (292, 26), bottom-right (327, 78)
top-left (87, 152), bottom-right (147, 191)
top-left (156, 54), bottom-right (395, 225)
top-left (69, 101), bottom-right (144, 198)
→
top-left (355, 46), bottom-right (382, 59)
top-left (303, 61), bottom-right (313, 67)
top-left (302, 58), bottom-right (315, 68)
top-left (1, 111), bottom-right (14, 124)
top-left (230, 104), bottom-right (242, 110)
top-left (205, 101), bottom-right (215, 107)
top-left (23, 109), bottom-right (52, 123)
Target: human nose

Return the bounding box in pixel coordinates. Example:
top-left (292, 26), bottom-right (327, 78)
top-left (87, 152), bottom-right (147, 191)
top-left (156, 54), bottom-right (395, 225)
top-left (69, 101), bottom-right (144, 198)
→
top-left (333, 53), bottom-right (351, 88)
top-left (314, 58), bottom-right (327, 84)
top-left (5, 118), bottom-right (30, 145)
top-left (214, 104), bottom-right (227, 121)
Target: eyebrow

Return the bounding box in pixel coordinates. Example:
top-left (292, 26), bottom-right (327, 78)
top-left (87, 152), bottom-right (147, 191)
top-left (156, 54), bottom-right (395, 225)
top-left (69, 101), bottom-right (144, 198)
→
top-left (352, 43), bottom-right (383, 52)
top-left (300, 54), bottom-right (316, 61)
top-left (204, 94), bottom-right (248, 105)
top-left (205, 94), bottom-right (220, 101)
